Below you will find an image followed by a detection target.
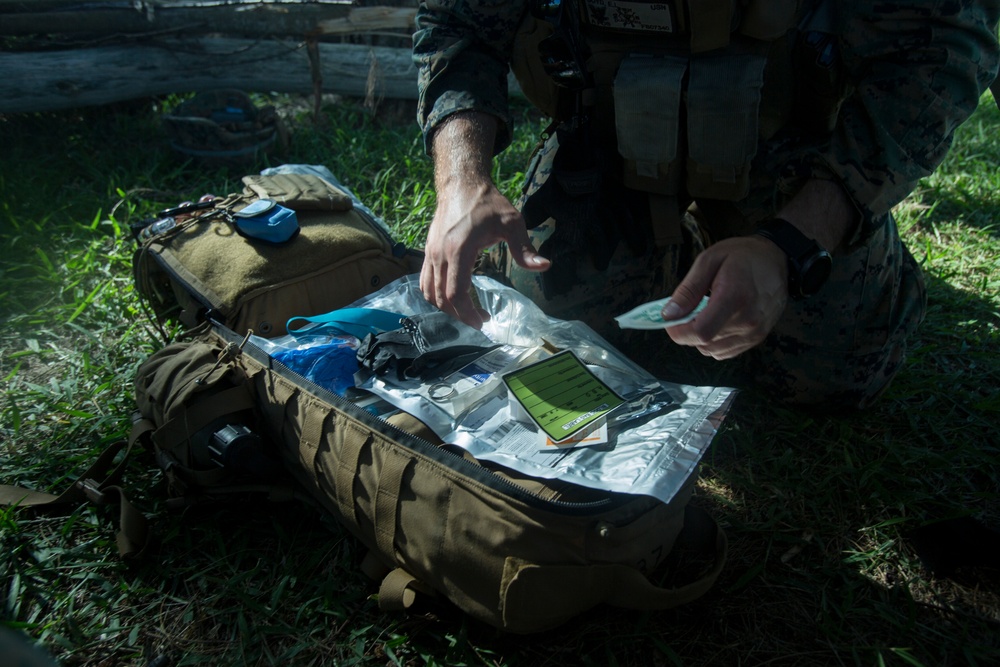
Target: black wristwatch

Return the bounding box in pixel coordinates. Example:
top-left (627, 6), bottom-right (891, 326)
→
top-left (754, 218), bottom-right (833, 298)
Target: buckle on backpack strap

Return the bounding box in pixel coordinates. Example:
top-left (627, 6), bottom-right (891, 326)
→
top-left (78, 478), bottom-right (109, 505)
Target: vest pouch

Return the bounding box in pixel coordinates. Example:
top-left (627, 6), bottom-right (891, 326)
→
top-left (614, 54), bottom-right (686, 197)
top-left (685, 52), bottom-right (767, 201)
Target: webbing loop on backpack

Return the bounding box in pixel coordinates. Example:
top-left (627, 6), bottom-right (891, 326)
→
top-left (373, 447), bottom-right (413, 562)
top-left (78, 481), bottom-right (150, 559)
top-left (377, 566), bottom-right (439, 612)
top-left (1, 438), bottom-right (132, 508)
top-left (378, 568), bottom-right (421, 611)
top-left (299, 396), bottom-right (329, 454)
top-left (332, 423), bottom-right (369, 528)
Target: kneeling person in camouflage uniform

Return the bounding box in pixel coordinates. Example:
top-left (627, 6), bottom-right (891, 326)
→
top-left (411, 0), bottom-right (1000, 410)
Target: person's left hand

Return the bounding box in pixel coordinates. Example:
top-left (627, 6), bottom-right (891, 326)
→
top-left (660, 235), bottom-right (789, 360)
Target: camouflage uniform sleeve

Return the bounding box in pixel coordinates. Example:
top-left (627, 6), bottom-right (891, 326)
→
top-left (797, 0), bottom-right (1000, 243)
top-left (412, 0), bottom-right (530, 156)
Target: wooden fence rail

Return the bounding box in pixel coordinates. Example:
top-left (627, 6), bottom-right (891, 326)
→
top-left (0, 0), bottom-right (439, 113)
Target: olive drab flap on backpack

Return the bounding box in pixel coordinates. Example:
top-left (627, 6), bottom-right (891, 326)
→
top-left (133, 171), bottom-right (419, 337)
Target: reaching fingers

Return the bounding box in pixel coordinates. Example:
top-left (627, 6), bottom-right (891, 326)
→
top-left (420, 252), bottom-right (486, 329)
top-left (445, 260), bottom-right (485, 328)
top-left (420, 186), bottom-right (540, 328)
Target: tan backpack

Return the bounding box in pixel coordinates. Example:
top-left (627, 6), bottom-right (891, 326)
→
top-left (130, 320), bottom-right (728, 633)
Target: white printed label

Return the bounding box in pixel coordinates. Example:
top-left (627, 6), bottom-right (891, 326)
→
top-left (585, 0), bottom-right (675, 33)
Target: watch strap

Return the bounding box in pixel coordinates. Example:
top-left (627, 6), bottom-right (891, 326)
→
top-left (754, 218), bottom-right (814, 260)
top-left (754, 218), bottom-right (832, 297)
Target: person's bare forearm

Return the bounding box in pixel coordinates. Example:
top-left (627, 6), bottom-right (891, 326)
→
top-left (431, 112), bottom-right (498, 195)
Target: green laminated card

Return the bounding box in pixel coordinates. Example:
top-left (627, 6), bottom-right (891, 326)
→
top-left (503, 351), bottom-right (624, 442)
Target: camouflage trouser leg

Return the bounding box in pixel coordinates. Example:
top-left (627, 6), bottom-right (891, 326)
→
top-left (490, 211), bottom-right (925, 411)
top-left (742, 213), bottom-right (926, 410)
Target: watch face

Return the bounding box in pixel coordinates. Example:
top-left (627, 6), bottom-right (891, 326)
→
top-left (798, 251), bottom-right (833, 296)
top-left (754, 219), bottom-right (833, 297)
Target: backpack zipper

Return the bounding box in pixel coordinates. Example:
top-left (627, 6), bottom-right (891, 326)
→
top-left (218, 325), bottom-right (624, 514)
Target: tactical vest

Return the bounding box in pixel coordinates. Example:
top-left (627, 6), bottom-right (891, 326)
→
top-left (513, 0), bottom-right (839, 244)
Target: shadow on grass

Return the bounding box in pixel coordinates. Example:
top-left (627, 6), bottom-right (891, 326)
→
top-left (687, 268), bottom-right (1000, 664)
top-left (908, 182), bottom-right (1000, 239)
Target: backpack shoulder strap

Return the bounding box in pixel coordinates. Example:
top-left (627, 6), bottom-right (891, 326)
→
top-left (0, 436), bottom-right (149, 559)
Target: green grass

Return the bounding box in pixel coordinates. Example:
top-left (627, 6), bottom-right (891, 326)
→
top-left (1, 92), bottom-right (998, 666)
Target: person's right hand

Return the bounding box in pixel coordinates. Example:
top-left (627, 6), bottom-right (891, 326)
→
top-left (420, 179), bottom-right (550, 328)
top-left (421, 111), bottom-right (549, 327)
